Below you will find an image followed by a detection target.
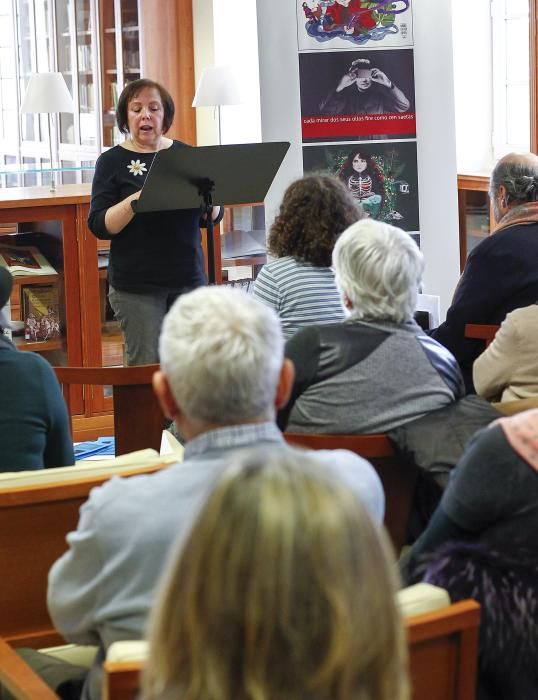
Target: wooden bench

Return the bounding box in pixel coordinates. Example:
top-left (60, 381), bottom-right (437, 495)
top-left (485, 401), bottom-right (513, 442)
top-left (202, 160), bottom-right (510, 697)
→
top-left (284, 432), bottom-right (418, 552)
top-left (0, 455), bottom-right (175, 649)
top-left (406, 599), bottom-right (480, 699)
top-left (0, 596), bottom-right (480, 700)
top-left (99, 599), bottom-right (481, 700)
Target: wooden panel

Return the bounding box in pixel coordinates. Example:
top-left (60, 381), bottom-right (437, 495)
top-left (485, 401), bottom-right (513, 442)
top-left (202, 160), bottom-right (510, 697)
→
top-left (406, 600), bottom-right (480, 700)
top-left (139, 0), bottom-right (196, 145)
top-left (0, 461), bottom-right (170, 649)
top-left (284, 432), bottom-right (417, 552)
top-left (530, 0), bottom-right (538, 154)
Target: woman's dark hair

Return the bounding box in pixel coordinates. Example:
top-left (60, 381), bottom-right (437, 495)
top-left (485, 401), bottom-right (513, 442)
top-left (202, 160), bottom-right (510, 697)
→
top-left (116, 79), bottom-right (175, 135)
top-left (337, 149), bottom-right (376, 180)
top-left (268, 174), bottom-right (364, 266)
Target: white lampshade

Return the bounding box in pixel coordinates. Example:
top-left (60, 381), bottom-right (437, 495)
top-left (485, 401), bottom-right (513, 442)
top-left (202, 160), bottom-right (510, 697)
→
top-left (21, 72), bottom-right (74, 114)
top-left (192, 65), bottom-right (243, 108)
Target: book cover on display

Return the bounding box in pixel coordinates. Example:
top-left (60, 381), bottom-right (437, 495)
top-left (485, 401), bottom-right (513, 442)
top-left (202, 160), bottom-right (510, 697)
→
top-left (303, 140), bottom-right (420, 232)
top-left (0, 245), bottom-right (57, 277)
top-left (296, 0), bottom-right (413, 51)
top-left (299, 49), bottom-right (416, 142)
top-left (22, 285), bottom-right (61, 342)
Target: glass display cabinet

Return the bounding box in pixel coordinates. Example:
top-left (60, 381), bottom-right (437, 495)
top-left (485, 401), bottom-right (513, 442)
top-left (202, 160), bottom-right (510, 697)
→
top-left (0, 0), bottom-right (141, 187)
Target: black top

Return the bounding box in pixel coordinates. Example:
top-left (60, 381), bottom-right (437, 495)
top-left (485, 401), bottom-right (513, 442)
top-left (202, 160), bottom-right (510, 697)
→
top-left (87, 141), bottom-right (207, 293)
top-left (403, 424), bottom-right (538, 583)
top-left (430, 220), bottom-right (538, 391)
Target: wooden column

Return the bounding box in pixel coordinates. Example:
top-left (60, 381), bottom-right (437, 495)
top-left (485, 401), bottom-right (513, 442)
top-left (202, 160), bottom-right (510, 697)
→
top-left (530, 0), bottom-right (538, 153)
top-left (139, 0), bottom-right (197, 145)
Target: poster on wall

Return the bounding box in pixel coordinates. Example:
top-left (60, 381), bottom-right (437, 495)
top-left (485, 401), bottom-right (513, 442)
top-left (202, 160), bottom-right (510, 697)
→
top-left (303, 140), bottom-right (419, 231)
top-left (299, 48), bottom-right (415, 142)
top-left (296, 0), bottom-right (413, 52)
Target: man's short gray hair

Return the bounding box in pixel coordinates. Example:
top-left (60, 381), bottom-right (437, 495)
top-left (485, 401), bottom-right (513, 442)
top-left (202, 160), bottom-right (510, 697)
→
top-left (159, 286), bottom-right (284, 424)
top-left (490, 155), bottom-right (538, 204)
top-left (333, 219), bottom-right (424, 323)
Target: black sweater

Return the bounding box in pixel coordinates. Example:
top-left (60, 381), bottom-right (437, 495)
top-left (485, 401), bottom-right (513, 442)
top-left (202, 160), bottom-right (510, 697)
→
top-left (88, 141), bottom-right (207, 293)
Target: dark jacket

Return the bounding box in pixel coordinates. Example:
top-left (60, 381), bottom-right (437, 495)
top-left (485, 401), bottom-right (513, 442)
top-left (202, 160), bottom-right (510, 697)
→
top-left (430, 221), bottom-right (538, 391)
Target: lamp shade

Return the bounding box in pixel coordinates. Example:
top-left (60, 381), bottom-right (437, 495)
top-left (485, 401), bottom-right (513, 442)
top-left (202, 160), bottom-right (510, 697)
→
top-left (21, 72), bottom-right (74, 114)
top-left (192, 65), bottom-right (243, 108)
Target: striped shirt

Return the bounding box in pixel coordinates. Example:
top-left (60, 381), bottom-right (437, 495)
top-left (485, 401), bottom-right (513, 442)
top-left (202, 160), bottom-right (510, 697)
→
top-left (252, 256), bottom-right (345, 339)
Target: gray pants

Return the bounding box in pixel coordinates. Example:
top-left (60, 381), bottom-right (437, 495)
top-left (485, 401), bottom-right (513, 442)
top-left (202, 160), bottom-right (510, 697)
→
top-left (108, 286), bottom-right (193, 366)
top-left (0, 649), bottom-right (87, 700)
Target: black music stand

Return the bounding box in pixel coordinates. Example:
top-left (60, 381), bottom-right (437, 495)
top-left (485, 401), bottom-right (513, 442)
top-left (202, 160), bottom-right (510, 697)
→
top-left (134, 141), bottom-right (290, 283)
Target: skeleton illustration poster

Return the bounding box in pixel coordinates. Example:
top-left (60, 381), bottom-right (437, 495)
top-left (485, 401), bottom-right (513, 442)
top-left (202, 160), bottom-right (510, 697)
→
top-left (296, 0), bottom-right (413, 52)
top-left (303, 141), bottom-right (419, 231)
top-left (299, 48), bottom-right (415, 141)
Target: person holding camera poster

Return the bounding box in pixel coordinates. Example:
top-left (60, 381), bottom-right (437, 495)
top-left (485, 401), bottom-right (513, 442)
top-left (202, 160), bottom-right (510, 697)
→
top-left (319, 57), bottom-right (410, 116)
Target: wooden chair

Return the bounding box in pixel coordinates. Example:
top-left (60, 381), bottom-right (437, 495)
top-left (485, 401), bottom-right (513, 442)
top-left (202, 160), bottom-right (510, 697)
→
top-left (284, 432), bottom-right (419, 553)
top-left (101, 600), bottom-right (480, 700)
top-left (0, 599), bottom-right (480, 700)
top-left (0, 456), bottom-right (173, 649)
top-left (406, 599), bottom-right (480, 700)
top-left (103, 659), bottom-right (141, 700)
top-left (54, 365), bottom-right (164, 456)
top-left (464, 323), bottom-right (499, 347)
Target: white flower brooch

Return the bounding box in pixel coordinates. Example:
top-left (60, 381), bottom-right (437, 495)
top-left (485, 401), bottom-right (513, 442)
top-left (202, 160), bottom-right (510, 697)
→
top-left (127, 159), bottom-right (147, 176)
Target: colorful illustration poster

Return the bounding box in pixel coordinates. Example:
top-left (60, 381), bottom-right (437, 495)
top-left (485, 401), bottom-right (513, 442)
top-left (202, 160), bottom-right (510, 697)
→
top-left (303, 140), bottom-right (419, 231)
top-left (296, 0), bottom-right (413, 51)
top-left (299, 49), bottom-right (415, 142)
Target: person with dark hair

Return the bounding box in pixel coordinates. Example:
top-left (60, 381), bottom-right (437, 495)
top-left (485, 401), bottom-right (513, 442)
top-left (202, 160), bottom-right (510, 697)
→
top-left (87, 78), bottom-right (222, 366)
top-left (430, 152), bottom-right (538, 392)
top-left (320, 57), bottom-right (410, 117)
top-left (252, 174), bottom-right (363, 338)
top-left (337, 149), bottom-right (383, 216)
top-left (0, 268), bottom-right (74, 471)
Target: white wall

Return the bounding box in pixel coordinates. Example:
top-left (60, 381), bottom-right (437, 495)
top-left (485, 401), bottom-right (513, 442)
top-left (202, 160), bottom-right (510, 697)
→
top-left (452, 0), bottom-right (493, 173)
top-left (193, 0), bottom-right (261, 146)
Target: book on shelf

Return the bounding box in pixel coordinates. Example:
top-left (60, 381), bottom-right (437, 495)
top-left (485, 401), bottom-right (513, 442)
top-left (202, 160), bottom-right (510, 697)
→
top-left (0, 245), bottom-right (57, 277)
top-left (22, 285), bottom-right (61, 342)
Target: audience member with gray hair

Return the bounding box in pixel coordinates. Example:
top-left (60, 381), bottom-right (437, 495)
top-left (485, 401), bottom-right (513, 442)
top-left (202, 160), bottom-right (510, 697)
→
top-left (278, 219), bottom-right (464, 434)
top-left (431, 151), bottom-right (538, 392)
top-left (42, 286), bottom-right (384, 700)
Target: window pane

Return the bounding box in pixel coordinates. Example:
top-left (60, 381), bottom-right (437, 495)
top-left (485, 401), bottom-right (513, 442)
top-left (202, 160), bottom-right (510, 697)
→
top-left (506, 83), bottom-right (529, 146)
top-left (505, 18), bottom-right (529, 80)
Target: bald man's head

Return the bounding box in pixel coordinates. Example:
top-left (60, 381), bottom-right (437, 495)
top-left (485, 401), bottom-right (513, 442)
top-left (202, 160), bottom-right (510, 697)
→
top-left (490, 152), bottom-right (538, 221)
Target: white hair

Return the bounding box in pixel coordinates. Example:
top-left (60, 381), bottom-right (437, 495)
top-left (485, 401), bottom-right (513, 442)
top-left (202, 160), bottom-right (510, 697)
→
top-left (159, 286), bottom-right (284, 423)
top-left (332, 218), bottom-right (424, 323)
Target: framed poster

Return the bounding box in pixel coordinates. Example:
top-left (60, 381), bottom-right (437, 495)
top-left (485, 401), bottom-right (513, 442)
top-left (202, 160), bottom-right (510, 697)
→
top-left (303, 140), bottom-right (420, 231)
top-left (296, 0), bottom-right (414, 52)
top-left (299, 48), bottom-right (415, 141)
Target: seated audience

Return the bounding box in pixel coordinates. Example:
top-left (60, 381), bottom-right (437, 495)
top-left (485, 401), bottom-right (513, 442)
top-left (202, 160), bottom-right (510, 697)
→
top-left (0, 268), bottom-right (74, 471)
top-left (37, 287), bottom-right (383, 699)
top-left (431, 152), bottom-right (538, 392)
top-left (143, 449), bottom-right (408, 700)
top-left (474, 303), bottom-right (538, 402)
top-left (402, 409), bottom-right (538, 698)
top-left (252, 173), bottom-right (363, 339)
top-left (278, 219), bottom-right (464, 434)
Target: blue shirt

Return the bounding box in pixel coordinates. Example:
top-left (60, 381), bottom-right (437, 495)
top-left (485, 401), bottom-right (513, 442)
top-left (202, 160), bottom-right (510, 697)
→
top-left (48, 421), bottom-right (383, 700)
